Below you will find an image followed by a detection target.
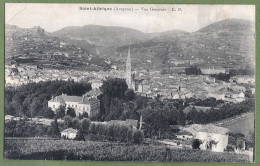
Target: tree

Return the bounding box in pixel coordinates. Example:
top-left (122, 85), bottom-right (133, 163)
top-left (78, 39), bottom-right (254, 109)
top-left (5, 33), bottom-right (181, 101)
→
top-left (72, 118), bottom-right (81, 129)
top-left (120, 101), bottom-right (138, 120)
top-left (89, 123), bottom-right (96, 135)
top-left (125, 89), bottom-right (135, 101)
top-left (177, 110), bottom-right (186, 126)
top-left (185, 66), bottom-right (202, 75)
top-left (187, 107), bottom-right (199, 123)
top-left (51, 117), bottom-right (60, 138)
top-left (214, 73), bottom-right (230, 82)
top-left (246, 130), bottom-right (255, 148)
top-left (81, 118), bottom-right (91, 134)
top-left (67, 107), bottom-right (76, 118)
top-left (64, 115), bottom-right (73, 128)
top-left (74, 128), bottom-right (85, 141)
top-left (100, 78), bottom-right (128, 99)
top-left (44, 108), bottom-right (55, 119)
top-left (192, 139), bottom-right (202, 149)
top-left (105, 98), bottom-right (124, 121)
top-left (134, 96), bottom-right (148, 130)
top-left (127, 127), bottom-right (134, 142)
top-left (29, 98), bottom-right (42, 118)
top-left (5, 102), bottom-right (16, 116)
top-left (79, 112), bottom-right (88, 119)
top-left (56, 105), bottom-right (66, 118)
top-left (133, 130), bottom-right (144, 144)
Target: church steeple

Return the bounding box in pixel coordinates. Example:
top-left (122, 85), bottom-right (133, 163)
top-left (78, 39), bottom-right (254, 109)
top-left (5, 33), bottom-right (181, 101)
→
top-left (126, 46), bottom-right (132, 89)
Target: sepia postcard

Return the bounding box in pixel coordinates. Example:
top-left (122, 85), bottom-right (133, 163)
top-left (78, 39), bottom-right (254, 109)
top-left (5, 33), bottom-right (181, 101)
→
top-left (3, 3), bottom-right (256, 163)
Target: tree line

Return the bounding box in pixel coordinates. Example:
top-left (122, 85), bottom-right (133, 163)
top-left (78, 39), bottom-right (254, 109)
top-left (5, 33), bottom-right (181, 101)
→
top-left (5, 116), bottom-right (144, 144)
top-left (186, 99), bottom-right (254, 124)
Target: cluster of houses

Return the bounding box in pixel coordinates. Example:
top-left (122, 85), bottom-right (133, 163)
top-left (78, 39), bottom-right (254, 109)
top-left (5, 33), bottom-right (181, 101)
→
top-left (5, 62), bottom-right (124, 87)
top-left (131, 73), bottom-right (250, 103)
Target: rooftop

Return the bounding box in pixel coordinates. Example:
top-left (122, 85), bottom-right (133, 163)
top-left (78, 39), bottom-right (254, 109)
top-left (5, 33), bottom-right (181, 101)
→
top-left (184, 124), bottom-right (229, 135)
top-left (61, 128), bottom-right (78, 133)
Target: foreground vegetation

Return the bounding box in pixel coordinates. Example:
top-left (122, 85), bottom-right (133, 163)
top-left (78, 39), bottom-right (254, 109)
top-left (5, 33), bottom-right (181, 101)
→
top-left (5, 138), bottom-right (249, 162)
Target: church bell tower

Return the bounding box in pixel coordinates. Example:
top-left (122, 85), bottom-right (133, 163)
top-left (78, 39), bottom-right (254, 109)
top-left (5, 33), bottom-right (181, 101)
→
top-left (126, 47), bottom-right (133, 89)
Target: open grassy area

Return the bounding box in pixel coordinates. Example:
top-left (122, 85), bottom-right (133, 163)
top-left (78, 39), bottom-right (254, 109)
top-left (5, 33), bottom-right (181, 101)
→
top-left (220, 112), bottom-right (254, 136)
top-left (5, 138), bottom-right (249, 162)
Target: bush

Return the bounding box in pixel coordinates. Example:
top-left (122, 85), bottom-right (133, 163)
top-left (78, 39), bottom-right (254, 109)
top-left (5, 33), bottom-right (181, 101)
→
top-left (225, 145), bottom-right (235, 152)
top-left (133, 130), bottom-right (144, 144)
top-left (88, 123), bottom-right (143, 144)
top-left (185, 66), bottom-right (202, 75)
top-left (212, 73), bottom-right (230, 82)
top-left (67, 107), bottom-right (76, 118)
top-left (74, 129), bottom-right (85, 141)
top-left (192, 139), bottom-right (202, 149)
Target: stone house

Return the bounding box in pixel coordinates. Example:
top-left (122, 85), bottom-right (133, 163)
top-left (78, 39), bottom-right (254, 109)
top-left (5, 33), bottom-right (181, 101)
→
top-left (184, 124), bottom-right (229, 152)
top-left (61, 128), bottom-right (78, 139)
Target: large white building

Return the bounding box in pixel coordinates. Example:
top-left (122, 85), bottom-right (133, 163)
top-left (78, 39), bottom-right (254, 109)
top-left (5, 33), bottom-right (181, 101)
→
top-left (184, 124), bottom-right (229, 152)
top-left (48, 93), bottom-right (100, 117)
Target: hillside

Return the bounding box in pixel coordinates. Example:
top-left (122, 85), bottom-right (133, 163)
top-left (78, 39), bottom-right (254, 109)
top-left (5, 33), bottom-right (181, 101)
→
top-left (197, 18), bottom-right (254, 33)
top-left (5, 24), bottom-right (92, 59)
top-left (51, 25), bottom-right (150, 55)
top-left (114, 19), bottom-right (255, 70)
top-left (6, 18), bottom-right (255, 72)
top-left (5, 24), bottom-right (110, 71)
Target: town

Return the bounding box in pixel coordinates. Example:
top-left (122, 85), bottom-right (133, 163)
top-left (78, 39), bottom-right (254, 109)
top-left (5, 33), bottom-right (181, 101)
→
top-left (4, 16), bottom-right (255, 162)
top-left (5, 46), bottom-right (255, 162)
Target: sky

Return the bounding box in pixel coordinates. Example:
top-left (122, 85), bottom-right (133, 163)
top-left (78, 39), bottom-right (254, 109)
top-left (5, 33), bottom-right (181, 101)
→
top-left (5, 3), bottom-right (255, 33)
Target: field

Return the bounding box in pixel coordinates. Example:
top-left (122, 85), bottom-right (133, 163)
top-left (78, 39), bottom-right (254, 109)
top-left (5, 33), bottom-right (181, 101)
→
top-left (218, 112), bottom-right (254, 136)
top-left (5, 138), bottom-right (250, 162)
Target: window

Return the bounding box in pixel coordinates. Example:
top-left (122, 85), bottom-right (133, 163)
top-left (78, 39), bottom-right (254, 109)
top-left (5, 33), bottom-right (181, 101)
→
top-left (72, 105), bottom-right (74, 107)
top-left (75, 105), bottom-right (77, 108)
top-left (53, 105), bottom-right (55, 109)
top-left (83, 107), bottom-right (85, 110)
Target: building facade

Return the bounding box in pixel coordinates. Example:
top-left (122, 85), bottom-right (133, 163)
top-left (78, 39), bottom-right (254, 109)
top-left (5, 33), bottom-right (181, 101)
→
top-left (48, 93), bottom-right (100, 117)
top-left (184, 124), bottom-right (229, 152)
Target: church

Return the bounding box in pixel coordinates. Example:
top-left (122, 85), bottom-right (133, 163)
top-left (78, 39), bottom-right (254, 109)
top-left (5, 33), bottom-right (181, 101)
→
top-left (125, 47), bottom-right (135, 90)
top-left (125, 47), bottom-right (144, 92)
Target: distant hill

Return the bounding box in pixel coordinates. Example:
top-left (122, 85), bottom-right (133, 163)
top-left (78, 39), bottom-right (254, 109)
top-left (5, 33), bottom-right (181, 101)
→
top-left (4, 24), bottom-right (112, 71)
top-left (51, 25), bottom-right (150, 52)
top-left (5, 24), bottom-right (94, 59)
top-left (197, 18), bottom-right (254, 33)
top-left (114, 19), bottom-right (255, 70)
top-left (5, 18), bottom-right (255, 71)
